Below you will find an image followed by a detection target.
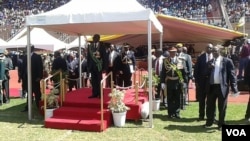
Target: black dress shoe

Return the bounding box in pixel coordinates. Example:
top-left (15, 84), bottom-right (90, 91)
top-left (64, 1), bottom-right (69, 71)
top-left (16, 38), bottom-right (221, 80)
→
top-left (197, 117), bottom-right (205, 121)
top-left (204, 123), bottom-right (213, 128)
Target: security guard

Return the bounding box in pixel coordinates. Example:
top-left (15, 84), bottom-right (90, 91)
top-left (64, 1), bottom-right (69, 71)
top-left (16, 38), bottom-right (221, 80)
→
top-left (161, 47), bottom-right (183, 119)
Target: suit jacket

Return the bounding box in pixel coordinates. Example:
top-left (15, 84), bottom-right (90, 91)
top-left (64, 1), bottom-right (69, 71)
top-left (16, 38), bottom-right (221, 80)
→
top-left (207, 56), bottom-right (238, 97)
top-left (194, 53), bottom-right (209, 84)
top-left (87, 42), bottom-right (107, 72)
top-left (22, 53), bottom-right (43, 83)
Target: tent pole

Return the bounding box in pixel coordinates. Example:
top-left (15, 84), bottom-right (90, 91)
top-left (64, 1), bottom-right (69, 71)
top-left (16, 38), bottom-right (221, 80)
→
top-left (27, 26), bottom-right (33, 120)
top-left (78, 35), bottom-right (82, 88)
top-left (148, 20), bottom-right (153, 128)
top-left (160, 33), bottom-right (163, 50)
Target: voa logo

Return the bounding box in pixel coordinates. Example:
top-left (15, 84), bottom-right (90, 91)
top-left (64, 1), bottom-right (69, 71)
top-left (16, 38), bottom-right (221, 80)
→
top-left (226, 129), bottom-right (246, 136)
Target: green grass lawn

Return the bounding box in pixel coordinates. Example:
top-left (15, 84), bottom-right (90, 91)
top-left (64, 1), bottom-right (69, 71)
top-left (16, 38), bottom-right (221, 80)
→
top-left (0, 98), bottom-right (249, 141)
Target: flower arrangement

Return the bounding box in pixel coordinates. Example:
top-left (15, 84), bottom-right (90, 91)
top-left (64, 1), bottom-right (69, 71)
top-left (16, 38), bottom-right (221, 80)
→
top-left (108, 89), bottom-right (130, 113)
top-left (41, 88), bottom-right (59, 109)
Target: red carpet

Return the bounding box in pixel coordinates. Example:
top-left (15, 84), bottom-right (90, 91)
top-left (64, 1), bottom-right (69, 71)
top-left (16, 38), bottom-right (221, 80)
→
top-left (44, 87), bottom-right (148, 132)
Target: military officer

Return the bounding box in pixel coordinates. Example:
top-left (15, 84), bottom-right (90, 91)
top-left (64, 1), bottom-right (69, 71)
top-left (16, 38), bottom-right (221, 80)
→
top-left (161, 47), bottom-right (183, 119)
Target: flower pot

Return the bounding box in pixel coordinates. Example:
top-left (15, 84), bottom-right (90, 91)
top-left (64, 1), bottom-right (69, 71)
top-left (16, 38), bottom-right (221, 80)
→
top-left (152, 99), bottom-right (161, 111)
top-left (45, 108), bottom-right (56, 119)
top-left (112, 111), bottom-right (127, 127)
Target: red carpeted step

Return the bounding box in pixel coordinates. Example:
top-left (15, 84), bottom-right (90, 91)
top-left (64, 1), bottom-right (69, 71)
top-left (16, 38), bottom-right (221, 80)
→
top-left (45, 117), bottom-right (110, 132)
top-left (52, 107), bottom-right (112, 120)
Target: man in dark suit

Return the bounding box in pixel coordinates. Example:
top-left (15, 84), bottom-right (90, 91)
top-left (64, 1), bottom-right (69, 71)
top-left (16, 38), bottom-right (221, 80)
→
top-left (116, 44), bottom-right (136, 87)
top-left (204, 45), bottom-right (239, 130)
top-left (87, 34), bottom-right (108, 98)
top-left (106, 44), bottom-right (119, 87)
top-left (51, 51), bottom-right (68, 91)
top-left (193, 43), bottom-right (213, 121)
top-left (21, 45), bottom-right (43, 112)
top-left (81, 52), bottom-right (89, 87)
top-left (243, 58), bottom-right (250, 121)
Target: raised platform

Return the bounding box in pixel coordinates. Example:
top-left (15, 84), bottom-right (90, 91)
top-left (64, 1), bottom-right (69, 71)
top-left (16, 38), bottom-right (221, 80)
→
top-left (44, 88), bottom-right (148, 132)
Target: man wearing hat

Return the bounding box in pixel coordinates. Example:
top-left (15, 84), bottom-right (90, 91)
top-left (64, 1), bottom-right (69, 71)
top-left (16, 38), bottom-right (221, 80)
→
top-left (160, 46), bottom-right (182, 118)
top-left (175, 43), bottom-right (193, 109)
top-left (116, 44), bottom-right (136, 87)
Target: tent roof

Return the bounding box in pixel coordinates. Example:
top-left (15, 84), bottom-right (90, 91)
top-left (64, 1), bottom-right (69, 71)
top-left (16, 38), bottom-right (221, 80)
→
top-left (157, 14), bottom-right (245, 43)
top-left (3, 28), bottom-right (68, 51)
top-left (25, 0), bottom-right (162, 35)
top-left (66, 36), bottom-right (86, 50)
top-left (0, 38), bottom-right (7, 45)
top-left (103, 14), bottom-right (245, 45)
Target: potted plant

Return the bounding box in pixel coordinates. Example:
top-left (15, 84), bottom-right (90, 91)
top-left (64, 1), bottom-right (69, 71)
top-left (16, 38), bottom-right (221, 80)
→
top-left (41, 88), bottom-right (60, 119)
top-left (108, 88), bottom-right (130, 127)
top-left (143, 71), bottom-right (161, 111)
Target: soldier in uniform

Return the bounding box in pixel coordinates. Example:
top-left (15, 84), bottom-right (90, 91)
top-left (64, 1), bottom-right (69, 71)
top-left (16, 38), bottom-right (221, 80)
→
top-left (161, 47), bottom-right (183, 119)
top-left (175, 43), bottom-right (193, 109)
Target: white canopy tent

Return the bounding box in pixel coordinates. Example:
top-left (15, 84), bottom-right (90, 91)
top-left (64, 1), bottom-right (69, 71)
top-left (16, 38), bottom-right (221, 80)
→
top-left (0, 38), bottom-right (7, 45)
top-left (66, 36), bottom-right (86, 50)
top-left (25, 0), bottom-right (163, 127)
top-left (3, 28), bottom-right (68, 52)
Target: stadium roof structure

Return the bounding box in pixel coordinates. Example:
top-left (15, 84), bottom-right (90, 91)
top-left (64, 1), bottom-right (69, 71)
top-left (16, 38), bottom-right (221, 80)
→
top-left (102, 14), bottom-right (246, 46)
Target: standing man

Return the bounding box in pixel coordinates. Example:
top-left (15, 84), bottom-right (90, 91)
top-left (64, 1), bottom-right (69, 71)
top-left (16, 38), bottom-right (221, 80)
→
top-left (175, 43), bottom-right (193, 109)
top-left (87, 34), bottom-right (107, 98)
top-left (243, 57), bottom-right (250, 122)
top-left (106, 44), bottom-right (119, 87)
top-left (204, 45), bottom-right (239, 130)
top-left (117, 44), bottom-right (136, 87)
top-left (161, 47), bottom-right (182, 119)
top-left (193, 43), bottom-right (213, 121)
top-left (1, 49), bottom-right (13, 104)
top-left (21, 45), bottom-right (43, 112)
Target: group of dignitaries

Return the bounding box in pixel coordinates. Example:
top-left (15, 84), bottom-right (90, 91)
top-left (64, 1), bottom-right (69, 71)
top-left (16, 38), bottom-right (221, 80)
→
top-left (16, 34), bottom-right (136, 112)
top-left (157, 42), bottom-right (244, 130)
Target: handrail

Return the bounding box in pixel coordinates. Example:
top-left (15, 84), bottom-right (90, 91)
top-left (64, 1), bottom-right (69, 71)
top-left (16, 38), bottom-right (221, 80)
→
top-left (41, 70), bottom-right (63, 120)
top-left (100, 71), bottom-right (113, 131)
